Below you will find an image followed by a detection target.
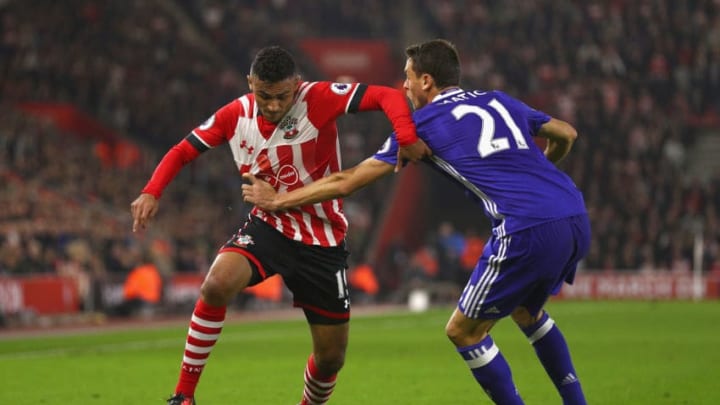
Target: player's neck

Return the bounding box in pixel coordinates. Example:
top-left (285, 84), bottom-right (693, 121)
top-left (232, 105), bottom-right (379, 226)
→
top-left (430, 86), bottom-right (462, 103)
top-left (438, 86), bottom-right (461, 95)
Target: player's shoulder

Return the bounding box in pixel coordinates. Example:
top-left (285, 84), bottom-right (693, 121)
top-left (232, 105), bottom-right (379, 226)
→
top-left (221, 94), bottom-right (256, 118)
top-left (488, 89), bottom-right (515, 101)
top-left (301, 81), bottom-right (358, 100)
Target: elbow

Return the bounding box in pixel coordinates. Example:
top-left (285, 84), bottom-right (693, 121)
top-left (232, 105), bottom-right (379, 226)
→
top-left (544, 118), bottom-right (577, 144)
top-left (566, 126), bottom-right (578, 143)
top-left (559, 120), bottom-right (577, 144)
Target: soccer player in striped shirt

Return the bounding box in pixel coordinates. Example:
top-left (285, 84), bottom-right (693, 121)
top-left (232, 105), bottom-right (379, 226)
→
top-left (130, 45), bottom-right (430, 405)
top-left (242, 39), bottom-right (590, 405)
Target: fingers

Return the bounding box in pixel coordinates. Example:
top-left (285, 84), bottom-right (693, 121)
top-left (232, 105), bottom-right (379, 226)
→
top-left (132, 209), bottom-right (150, 233)
top-left (130, 198), bottom-right (156, 233)
top-left (130, 201), bottom-right (141, 232)
top-left (395, 152), bottom-right (404, 173)
top-left (241, 183), bottom-right (252, 201)
top-left (132, 218), bottom-right (143, 233)
top-left (395, 140), bottom-right (433, 172)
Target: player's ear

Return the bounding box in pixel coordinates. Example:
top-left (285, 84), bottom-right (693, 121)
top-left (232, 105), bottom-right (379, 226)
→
top-left (421, 73), bottom-right (434, 91)
top-left (247, 75), bottom-right (254, 91)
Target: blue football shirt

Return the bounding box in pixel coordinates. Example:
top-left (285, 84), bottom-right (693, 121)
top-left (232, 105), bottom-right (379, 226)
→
top-left (374, 89), bottom-right (587, 237)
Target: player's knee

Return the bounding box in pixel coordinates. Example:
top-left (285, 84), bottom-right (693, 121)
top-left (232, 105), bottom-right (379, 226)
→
top-left (445, 314), bottom-right (494, 347)
top-left (200, 276), bottom-right (233, 306)
top-left (511, 307), bottom-right (542, 329)
top-left (314, 352), bottom-right (345, 376)
top-left (445, 318), bottom-right (467, 346)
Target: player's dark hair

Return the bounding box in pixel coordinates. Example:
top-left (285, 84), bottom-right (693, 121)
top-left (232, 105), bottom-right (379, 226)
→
top-left (405, 39), bottom-right (460, 88)
top-left (250, 46), bottom-right (297, 82)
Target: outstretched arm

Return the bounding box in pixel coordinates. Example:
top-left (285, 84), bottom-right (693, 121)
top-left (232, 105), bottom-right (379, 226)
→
top-left (537, 118), bottom-right (578, 164)
top-left (359, 85), bottom-right (432, 168)
top-left (130, 139), bottom-right (201, 232)
top-left (242, 157), bottom-right (395, 211)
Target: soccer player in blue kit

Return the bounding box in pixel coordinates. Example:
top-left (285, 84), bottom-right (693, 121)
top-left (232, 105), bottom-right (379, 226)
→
top-left (242, 39), bottom-right (590, 405)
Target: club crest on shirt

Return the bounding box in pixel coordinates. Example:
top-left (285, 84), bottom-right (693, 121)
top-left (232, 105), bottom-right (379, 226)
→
top-left (230, 233), bottom-right (254, 248)
top-left (330, 82), bottom-right (352, 95)
top-left (279, 116), bottom-right (299, 139)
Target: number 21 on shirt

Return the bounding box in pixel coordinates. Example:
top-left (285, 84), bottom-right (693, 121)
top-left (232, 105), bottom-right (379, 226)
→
top-left (452, 99), bottom-right (528, 158)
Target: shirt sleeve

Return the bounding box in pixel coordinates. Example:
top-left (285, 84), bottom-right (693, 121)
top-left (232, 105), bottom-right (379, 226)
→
top-left (190, 99), bottom-right (242, 148)
top-left (357, 84), bottom-right (418, 146)
top-left (495, 91), bottom-right (551, 136)
top-left (140, 139), bottom-right (200, 199)
top-left (140, 100), bottom-right (241, 198)
top-left (306, 82), bottom-right (418, 146)
top-left (372, 135), bottom-right (400, 166)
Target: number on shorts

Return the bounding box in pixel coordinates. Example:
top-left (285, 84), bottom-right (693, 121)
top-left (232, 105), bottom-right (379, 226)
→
top-left (335, 269), bottom-right (348, 299)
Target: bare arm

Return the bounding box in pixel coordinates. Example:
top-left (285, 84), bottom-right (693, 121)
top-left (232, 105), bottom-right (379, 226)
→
top-left (536, 118), bottom-right (578, 164)
top-left (242, 158), bottom-right (395, 211)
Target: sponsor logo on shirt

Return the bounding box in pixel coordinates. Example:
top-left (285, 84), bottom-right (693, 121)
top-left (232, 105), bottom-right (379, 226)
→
top-left (239, 139), bottom-right (255, 154)
top-left (259, 164), bottom-right (300, 187)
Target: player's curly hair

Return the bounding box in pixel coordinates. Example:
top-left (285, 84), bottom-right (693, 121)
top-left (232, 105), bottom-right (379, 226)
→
top-left (405, 39), bottom-right (461, 89)
top-left (250, 46), bottom-right (298, 82)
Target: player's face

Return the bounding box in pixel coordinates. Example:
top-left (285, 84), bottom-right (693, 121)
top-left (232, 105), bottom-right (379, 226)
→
top-left (248, 75), bottom-right (300, 123)
top-left (403, 58), bottom-right (430, 110)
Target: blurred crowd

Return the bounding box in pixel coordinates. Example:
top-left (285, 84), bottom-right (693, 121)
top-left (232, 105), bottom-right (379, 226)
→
top-left (1, 0), bottom-right (719, 311)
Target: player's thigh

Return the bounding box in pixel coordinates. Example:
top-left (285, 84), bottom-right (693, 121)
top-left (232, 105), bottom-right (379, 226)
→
top-left (518, 217), bottom-right (588, 315)
top-left (309, 322), bottom-right (349, 362)
top-left (458, 233), bottom-right (536, 319)
top-left (218, 215), bottom-right (300, 287)
top-left (201, 251), bottom-right (254, 299)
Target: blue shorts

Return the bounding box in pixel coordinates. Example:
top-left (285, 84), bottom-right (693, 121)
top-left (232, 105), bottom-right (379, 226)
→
top-left (458, 214), bottom-right (591, 319)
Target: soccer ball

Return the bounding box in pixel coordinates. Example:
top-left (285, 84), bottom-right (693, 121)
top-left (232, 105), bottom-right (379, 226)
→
top-left (407, 289), bottom-right (430, 312)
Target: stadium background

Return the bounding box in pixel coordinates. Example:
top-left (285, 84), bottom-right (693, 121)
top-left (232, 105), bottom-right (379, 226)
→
top-left (1, 0), bottom-right (720, 324)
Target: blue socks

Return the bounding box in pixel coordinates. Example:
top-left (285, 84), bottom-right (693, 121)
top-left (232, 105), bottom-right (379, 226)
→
top-left (522, 312), bottom-right (587, 405)
top-left (457, 335), bottom-right (524, 405)
top-left (457, 313), bottom-right (587, 404)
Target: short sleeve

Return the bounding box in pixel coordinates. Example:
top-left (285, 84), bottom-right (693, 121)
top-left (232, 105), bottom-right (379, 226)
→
top-left (372, 134), bottom-right (399, 166)
top-left (495, 91), bottom-right (551, 137)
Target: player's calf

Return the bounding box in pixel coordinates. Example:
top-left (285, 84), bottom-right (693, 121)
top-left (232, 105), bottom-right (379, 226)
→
top-left (519, 311), bottom-right (587, 405)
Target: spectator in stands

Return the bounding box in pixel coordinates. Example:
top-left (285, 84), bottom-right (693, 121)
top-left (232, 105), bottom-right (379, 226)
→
top-left (109, 247), bottom-right (163, 318)
top-left (348, 261), bottom-right (380, 303)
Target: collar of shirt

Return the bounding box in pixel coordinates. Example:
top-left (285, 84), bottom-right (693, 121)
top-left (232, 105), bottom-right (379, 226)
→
top-left (432, 87), bottom-right (464, 103)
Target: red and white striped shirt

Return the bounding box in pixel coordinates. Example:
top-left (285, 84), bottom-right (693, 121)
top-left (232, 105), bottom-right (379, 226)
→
top-left (141, 81), bottom-right (417, 247)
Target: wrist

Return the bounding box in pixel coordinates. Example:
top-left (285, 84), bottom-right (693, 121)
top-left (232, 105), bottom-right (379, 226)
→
top-left (140, 188), bottom-right (161, 199)
top-left (397, 133), bottom-right (419, 147)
